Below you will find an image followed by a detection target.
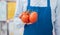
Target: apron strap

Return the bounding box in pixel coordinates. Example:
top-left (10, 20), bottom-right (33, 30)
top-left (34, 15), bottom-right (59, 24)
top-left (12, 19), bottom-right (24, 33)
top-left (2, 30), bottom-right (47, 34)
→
top-left (27, 0), bottom-right (50, 7)
top-left (28, 0), bottom-right (30, 7)
top-left (47, 0), bottom-right (50, 7)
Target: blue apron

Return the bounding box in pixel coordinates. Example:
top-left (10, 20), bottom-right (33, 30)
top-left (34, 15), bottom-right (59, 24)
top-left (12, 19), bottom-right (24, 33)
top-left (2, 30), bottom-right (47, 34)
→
top-left (24, 0), bottom-right (53, 35)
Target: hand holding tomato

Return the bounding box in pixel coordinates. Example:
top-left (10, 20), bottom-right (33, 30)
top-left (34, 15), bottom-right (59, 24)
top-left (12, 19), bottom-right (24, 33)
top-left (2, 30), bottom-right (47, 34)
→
top-left (19, 11), bottom-right (38, 24)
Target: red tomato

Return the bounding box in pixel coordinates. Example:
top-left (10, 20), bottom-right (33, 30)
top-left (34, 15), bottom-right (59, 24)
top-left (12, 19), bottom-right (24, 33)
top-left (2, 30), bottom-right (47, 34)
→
top-left (29, 12), bottom-right (38, 23)
top-left (21, 14), bottom-right (29, 23)
top-left (19, 11), bottom-right (30, 23)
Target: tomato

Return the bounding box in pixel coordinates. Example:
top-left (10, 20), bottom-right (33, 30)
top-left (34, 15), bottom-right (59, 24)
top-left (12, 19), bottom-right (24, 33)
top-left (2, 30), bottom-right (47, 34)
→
top-left (19, 11), bottom-right (38, 24)
top-left (19, 11), bottom-right (30, 23)
top-left (21, 14), bottom-right (29, 23)
top-left (29, 12), bottom-right (38, 23)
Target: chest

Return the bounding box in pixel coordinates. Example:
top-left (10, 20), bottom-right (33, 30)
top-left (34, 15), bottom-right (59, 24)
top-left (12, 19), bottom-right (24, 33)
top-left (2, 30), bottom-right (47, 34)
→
top-left (23, 0), bottom-right (57, 9)
top-left (30, 0), bottom-right (47, 7)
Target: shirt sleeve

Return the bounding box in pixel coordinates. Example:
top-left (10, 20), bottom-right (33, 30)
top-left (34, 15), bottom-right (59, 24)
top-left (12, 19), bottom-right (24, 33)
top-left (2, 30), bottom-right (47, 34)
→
top-left (54, 0), bottom-right (60, 35)
top-left (13, 0), bottom-right (25, 29)
top-left (14, 0), bottom-right (23, 18)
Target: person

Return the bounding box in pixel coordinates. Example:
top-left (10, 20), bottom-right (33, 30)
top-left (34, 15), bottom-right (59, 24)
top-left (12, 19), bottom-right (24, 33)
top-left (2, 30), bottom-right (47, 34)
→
top-left (13, 0), bottom-right (60, 35)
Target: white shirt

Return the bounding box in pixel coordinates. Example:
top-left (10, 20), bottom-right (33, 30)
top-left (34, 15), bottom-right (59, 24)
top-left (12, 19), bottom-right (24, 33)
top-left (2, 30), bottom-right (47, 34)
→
top-left (13, 0), bottom-right (60, 35)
